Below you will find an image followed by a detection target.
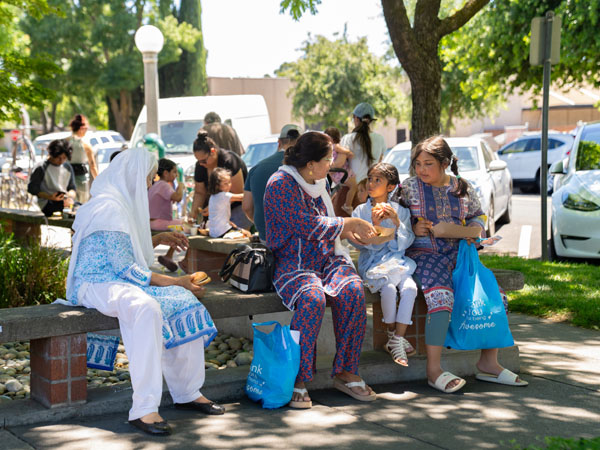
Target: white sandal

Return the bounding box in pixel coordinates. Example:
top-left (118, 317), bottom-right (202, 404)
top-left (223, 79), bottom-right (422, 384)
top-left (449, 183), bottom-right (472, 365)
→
top-left (288, 388), bottom-right (312, 409)
top-left (385, 334), bottom-right (409, 366)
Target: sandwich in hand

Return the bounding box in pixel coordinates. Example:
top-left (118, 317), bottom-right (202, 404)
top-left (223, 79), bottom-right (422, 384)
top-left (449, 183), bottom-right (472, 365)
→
top-left (190, 271), bottom-right (211, 286)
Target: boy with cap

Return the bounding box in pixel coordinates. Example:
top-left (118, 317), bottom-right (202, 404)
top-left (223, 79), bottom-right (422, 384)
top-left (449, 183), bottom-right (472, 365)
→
top-left (242, 124), bottom-right (302, 242)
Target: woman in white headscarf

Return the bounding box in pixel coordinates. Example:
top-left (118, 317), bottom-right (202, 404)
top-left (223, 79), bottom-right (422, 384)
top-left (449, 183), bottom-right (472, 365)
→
top-left (66, 147), bottom-right (223, 437)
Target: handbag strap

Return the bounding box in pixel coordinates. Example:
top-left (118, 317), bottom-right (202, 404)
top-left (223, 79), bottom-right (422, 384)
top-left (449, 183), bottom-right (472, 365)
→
top-left (218, 246), bottom-right (251, 281)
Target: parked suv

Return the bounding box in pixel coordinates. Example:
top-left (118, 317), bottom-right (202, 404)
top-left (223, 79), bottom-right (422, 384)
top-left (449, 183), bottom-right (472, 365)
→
top-left (497, 132), bottom-right (574, 193)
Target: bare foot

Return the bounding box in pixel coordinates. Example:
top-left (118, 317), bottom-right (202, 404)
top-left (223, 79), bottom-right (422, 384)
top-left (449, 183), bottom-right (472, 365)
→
top-left (192, 395), bottom-right (212, 404)
top-left (291, 382), bottom-right (311, 403)
top-left (427, 368), bottom-right (462, 391)
top-left (334, 371), bottom-right (374, 397)
top-left (140, 412), bottom-right (165, 424)
top-left (476, 363), bottom-right (525, 384)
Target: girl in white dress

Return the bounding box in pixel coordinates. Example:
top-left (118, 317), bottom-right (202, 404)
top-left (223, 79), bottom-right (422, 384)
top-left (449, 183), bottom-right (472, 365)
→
top-left (351, 163), bottom-right (418, 366)
top-left (207, 168), bottom-right (250, 238)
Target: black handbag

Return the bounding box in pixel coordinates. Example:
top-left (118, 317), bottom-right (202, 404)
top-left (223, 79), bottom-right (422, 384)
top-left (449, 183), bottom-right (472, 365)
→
top-left (218, 243), bottom-right (275, 293)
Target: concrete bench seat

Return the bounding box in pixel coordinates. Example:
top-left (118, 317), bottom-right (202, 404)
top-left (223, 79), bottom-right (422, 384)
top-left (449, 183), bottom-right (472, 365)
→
top-left (0, 207), bottom-right (74, 242)
top-left (0, 265), bottom-right (523, 409)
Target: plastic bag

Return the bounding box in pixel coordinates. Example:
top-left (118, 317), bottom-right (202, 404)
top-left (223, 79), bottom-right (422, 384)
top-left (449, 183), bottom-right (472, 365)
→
top-left (246, 321), bottom-right (301, 409)
top-left (444, 240), bottom-right (514, 350)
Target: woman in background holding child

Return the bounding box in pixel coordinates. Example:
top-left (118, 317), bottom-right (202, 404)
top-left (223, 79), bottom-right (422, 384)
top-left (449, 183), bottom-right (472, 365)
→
top-left (351, 163), bottom-right (418, 366)
top-left (148, 158), bottom-right (185, 272)
top-left (207, 168), bottom-right (251, 238)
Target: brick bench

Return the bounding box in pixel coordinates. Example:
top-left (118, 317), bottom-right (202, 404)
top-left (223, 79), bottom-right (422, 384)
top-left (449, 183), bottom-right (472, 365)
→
top-left (180, 236), bottom-right (524, 353)
top-left (0, 207), bottom-right (74, 242)
top-left (0, 267), bottom-right (523, 409)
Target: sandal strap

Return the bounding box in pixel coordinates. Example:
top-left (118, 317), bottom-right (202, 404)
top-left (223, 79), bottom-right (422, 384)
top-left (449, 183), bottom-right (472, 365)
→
top-left (386, 336), bottom-right (408, 361)
top-left (293, 388), bottom-right (308, 395)
top-left (343, 380), bottom-right (366, 389)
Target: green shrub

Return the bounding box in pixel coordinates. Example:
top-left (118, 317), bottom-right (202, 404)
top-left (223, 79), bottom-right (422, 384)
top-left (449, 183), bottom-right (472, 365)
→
top-left (515, 436), bottom-right (600, 449)
top-left (0, 230), bottom-right (69, 308)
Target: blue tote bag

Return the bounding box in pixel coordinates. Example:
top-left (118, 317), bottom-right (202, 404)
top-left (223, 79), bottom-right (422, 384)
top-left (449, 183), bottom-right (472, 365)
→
top-left (444, 240), bottom-right (514, 350)
top-left (246, 321), bottom-right (301, 409)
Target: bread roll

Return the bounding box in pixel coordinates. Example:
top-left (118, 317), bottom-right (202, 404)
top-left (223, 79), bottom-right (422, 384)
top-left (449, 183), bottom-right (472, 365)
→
top-left (191, 271), bottom-right (211, 286)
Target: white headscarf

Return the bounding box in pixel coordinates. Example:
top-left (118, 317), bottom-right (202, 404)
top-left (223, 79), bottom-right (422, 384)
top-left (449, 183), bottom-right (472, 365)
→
top-left (279, 165), bottom-right (353, 265)
top-left (66, 147), bottom-right (158, 298)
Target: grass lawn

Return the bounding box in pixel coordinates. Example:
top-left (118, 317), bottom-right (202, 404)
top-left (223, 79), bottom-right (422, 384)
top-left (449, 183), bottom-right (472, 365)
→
top-left (480, 255), bottom-right (600, 330)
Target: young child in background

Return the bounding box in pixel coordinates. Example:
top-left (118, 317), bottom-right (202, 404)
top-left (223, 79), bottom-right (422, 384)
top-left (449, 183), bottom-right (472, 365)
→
top-left (324, 127), bottom-right (358, 215)
top-left (148, 158), bottom-right (185, 271)
top-left (208, 168), bottom-right (251, 238)
top-left (351, 162), bottom-right (418, 366)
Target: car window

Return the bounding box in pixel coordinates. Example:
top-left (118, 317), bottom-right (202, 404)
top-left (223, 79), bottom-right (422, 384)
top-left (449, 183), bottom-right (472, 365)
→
top-left (500, 140), bottom-right (528, 154)
top-left (548, 138), bottom-right (563, 149)
top-left (526, 138), bottom-right (541, 152)
top-left (90, 138), bottom-right (98, 146)
top-left (242, 142), bottom-right (278, 167)
top-left (112, 134), bottom-right (125, 143)
top-left (575, 125), bottom-right (600, 171)
top-left (384, 149), bottom-right (411, 174)
top-left (452, 146), bottom-right (479, 171)
top-left (101, 137), bottom-right (109, 143)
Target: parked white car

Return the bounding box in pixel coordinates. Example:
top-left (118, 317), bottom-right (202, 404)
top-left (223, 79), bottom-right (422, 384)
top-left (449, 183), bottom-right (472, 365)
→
top-left (94, 143), bottom-right (124, 174)
top-left (33, 130), bottom-right (125, 158)
top-left (549, 121), bottom-right (600, 260)
top-left (241, 135), bottom-right (278, 170)
top-left (383, 137), bottom-right (512, 236)
top-left (497, 132), bottom-right (574, 193)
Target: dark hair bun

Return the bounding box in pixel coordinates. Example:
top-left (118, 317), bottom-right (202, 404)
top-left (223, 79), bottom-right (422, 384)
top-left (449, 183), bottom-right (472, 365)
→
top-left (196, 129), bottom-right (208, 141)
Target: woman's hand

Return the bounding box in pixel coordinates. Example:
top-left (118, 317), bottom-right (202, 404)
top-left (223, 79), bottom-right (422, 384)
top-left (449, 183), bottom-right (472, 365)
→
top-left (341, 217), bottom-right (377, 244)
top-left (465, 225), bottom-right (484, 245)
top-left (153, 232), bottom-right (189, 251)
top-left (177, 275), bottom-right (205, 298)
top-left (413, 218), bottom-right (433, 237)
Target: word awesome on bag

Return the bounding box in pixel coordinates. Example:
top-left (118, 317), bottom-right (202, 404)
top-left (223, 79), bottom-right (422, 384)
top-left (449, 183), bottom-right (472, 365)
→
top-left (218, 243), bottom-right (275, 293)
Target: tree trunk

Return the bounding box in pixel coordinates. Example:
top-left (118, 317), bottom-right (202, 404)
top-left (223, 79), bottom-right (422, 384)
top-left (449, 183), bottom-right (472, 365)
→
top-left (407, 56), bottom-right (442, 145)
top-left (50, 102), bottom-right (57, 132)
top-left (108, 90), bottom-right (134, 139)
top-left (40, 110), bottom-right (48, 134)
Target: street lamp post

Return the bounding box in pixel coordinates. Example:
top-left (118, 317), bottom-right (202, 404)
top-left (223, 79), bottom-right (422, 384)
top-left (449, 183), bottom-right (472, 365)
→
top-left (135, 25), bottom-right (164, 137)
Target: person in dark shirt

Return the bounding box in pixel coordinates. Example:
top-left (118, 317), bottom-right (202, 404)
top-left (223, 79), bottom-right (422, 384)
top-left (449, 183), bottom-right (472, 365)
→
top-left (189, 130), bottom-right (250, 229)
top-left (201, 112), bottom-right (245, 156)
top-left (28, 139), bottom-right (76, 217)
top-left (242, 124), bottom-right (301, 242)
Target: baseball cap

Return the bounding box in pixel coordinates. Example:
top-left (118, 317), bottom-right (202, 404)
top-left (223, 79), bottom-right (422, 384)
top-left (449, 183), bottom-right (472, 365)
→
top-left (279, 124), bottom-right (302, 139)
top-left (352, 102), bottom-right (376, 120)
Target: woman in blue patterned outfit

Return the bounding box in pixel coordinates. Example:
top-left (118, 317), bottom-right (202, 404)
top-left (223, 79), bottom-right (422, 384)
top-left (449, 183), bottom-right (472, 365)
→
top-left (401, 136), bottom-right (527, 393)
top-left (67, 148), bottom-right (224, 437)
top-left (264, 131), bottom-right (378, 409)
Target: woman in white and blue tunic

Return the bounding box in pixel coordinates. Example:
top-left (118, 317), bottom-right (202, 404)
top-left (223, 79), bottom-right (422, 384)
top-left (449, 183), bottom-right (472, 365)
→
top-left (67, 147), bottom-right (222, 437)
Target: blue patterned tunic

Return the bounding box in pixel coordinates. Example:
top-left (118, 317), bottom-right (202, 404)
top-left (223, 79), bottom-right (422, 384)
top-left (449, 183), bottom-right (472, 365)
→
top-left (401, 176), bottom-right (486, 314)
top-left (69, 230), bottom-right (217, 349)
top-left (264, 171), bottom-right (362, 310)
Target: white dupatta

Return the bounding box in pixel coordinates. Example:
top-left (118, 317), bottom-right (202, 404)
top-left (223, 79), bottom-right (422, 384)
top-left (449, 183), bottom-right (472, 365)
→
top-left (279, 165), bottom-right (353, 265)
top-left (66, 147), bottom-right (158, 300)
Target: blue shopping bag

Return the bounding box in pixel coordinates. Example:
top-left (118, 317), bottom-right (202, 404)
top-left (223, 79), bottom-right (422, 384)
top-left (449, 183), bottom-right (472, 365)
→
top-left (246, 321), bottom-right (301, 409)
top-left (444, 240), bottom-right (514, 350)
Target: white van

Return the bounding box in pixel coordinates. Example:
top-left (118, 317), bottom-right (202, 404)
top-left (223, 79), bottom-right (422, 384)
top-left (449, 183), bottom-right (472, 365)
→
top-left (130, 94), bottom-right (271, 160)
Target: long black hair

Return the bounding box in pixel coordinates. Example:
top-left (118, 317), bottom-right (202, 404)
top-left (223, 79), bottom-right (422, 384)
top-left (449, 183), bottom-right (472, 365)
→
top-left (284, 131), bottom-right (332, 168)
top-left (367, 162), bottom-right (407, 207)
top-left (352, 115), bottom-right (374, 166)
top-left (411, 135), bottom-right (469, 197)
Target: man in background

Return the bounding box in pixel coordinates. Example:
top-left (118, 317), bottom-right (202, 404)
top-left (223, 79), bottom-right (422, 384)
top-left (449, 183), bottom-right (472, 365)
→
top-left (242, 124), bottom-right (301, 242)
top-left (201, 112), bottom-right (245, 156)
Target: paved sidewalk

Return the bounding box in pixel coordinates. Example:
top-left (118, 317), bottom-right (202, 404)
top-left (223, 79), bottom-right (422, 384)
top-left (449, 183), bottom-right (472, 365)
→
top-left (2, 313), bottom-right (599, 449)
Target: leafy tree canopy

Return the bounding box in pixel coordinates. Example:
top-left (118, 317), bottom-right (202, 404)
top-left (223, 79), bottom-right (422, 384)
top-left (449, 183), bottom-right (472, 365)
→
top-left (276, 34), bottom-right (408, 130)
top-left (0, 0), bottom-right (58, 124)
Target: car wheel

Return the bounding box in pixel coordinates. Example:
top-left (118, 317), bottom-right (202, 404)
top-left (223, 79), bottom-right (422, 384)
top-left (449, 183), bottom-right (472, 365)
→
top-left (498, 191), bottom-right (512, 224)
top-left (548, 221), bottom-right (562, 262)
top-left (486, 197), bottom-right (495, 237)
